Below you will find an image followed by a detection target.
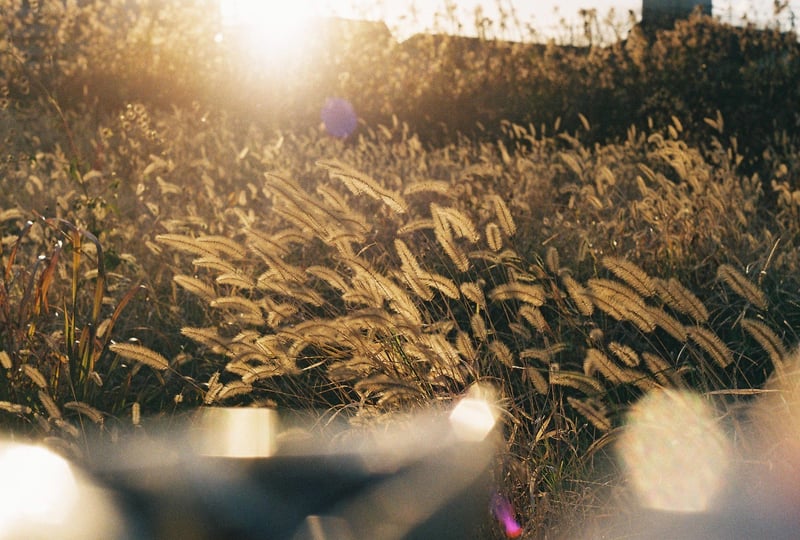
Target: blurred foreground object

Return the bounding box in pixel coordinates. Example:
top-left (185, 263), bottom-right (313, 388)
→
top-left (193, 406), bottom-right (279, 458)
top-left (0, 441), bottom-right (127, 540)
top-left (597, 352), bottom-right (800, 539)
top-left (617, 389), bottom-right (732, 514)
top-left (57, 389), bottom-right (500, 539)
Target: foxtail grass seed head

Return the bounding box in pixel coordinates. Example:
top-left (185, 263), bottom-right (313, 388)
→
top-left (21, 365), bottom-right (47, 389)
top-left (0, 351), bottom-right (11, 370)
top-left (109, 342), bottom-right (169, 371)
top-left (609, 341), bottom-right (640, 368)
top-left (562, 273), bottom-right (594, 316)
top-left (525, 366), bottom-right (549, 394)
top-left (486, 222), bottom-right (503, 251)
top-left (518, 305), bottom-right (549, 333)
top-left (470, 313), bottom-right (488, 342)
top-left (131, 402), bottom-right (140, 426)
top-left (551, 370), bottom-right (605, 395)
top-left (0, 401), bottom-right (32, 415)
top-left (38, 391), bottom-right (61, 420)
top-left (716, 263), bottom-right (768, 310)
top-left (654, 277), bottom-right (709, 323)
top-left (568, 396), bottom-right (611, 431)
top-left (417, 270), bottom-right (460, 299)
top-left (645, 305), bottom-right (687, 342)
top-left (489, 282), bottom-right (546, 306)
top-left (174, 274), bottom-right (217, 302)
top-left (491, 195), bottom-right (516, 237)
top-left (545, 246), bottom-right (559, 274)
top-left (641, 351), bottom-right (681, 387)
top-left (741, 318), bottom-right (788, 373)
top-left (601, 256), bottom-right (655, 297)
top-left (489, 340), bottom-right (514, 368)
top-left (63, 401), bottom-right (104, 424)
top-left (686, 326), bottom-right (733, 369)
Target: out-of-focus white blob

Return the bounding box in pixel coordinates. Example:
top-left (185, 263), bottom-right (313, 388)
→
top-left (617, 389), bottom-right (732, 513)
top-left (0, 443), bottom-right (78, 532)
top-left (749, 352), bottom-right (800, 458)
top-left (580, 352), bottom-right (800, 538)
top-left (744, 351), bottom-right (800, 517)
top-left (217, 0), bottom-right (318, 69)
top-left (193, 407), bottom-right (279, 458)
top-left (450, 398), bottom-right (497, 442)
top-left (0, 441), bottom-right (124, 540)
top-left (449, 384), bottom-right (499, 442)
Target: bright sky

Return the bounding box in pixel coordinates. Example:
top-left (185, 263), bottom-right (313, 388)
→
top-left (341, 0), bottom-right (800, 40)
top-left (324, 0), bottom-right (642, 40)
top-left (221, 1), bottom-right (800, 43)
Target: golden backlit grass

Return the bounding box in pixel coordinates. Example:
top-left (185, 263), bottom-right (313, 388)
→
top-left (2, 2), bottom-right (800, 537)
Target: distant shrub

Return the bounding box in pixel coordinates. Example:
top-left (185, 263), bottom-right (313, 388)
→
top-left (5, 3), bottom-right (799, 176)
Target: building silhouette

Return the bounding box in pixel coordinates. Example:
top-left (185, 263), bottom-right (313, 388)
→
top-left (642, 0), bottom-right (713, 29)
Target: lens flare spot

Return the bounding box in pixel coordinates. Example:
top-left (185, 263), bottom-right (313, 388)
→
top-left (491, 492), bottom-right (523, 538)
top-left (321, 97), bottom-right (358, 138)
top-left (0, 443), bottom-right (79, 533)
top-left (194, 407), bottom-right (279, 458)
top-left (617, 389), bottom-right (732, 513)
top-left (449, 397), bottom-right (497, 442)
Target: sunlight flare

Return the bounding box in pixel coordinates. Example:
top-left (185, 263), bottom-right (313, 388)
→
top-left (617, 389), bottom-right (732, 513)
top-left (217, 0), bottom-right (323, 66)
top-left (219, 0), bottom-right (319, 30)
top-left (0, 441), bottom-right (124, 539)
top-left (449, 384), bottom-right (499, 442)
top-left (193, 407), bottom-right (279, 458)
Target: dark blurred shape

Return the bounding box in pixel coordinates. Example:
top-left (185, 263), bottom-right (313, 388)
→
top-left (641, 0), bottom-right (712, 30)
top-left (321, 97), bottom-right (358, 138)
top-left (78, 399), bottom-right (498, 539)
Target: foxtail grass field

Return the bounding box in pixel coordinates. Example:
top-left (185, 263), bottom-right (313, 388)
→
top-left (2, 1), bottom-right (800, 537)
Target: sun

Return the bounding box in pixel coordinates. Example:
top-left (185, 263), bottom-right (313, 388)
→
top-left (219, 0), bottom-right (318, 28)
top-left (217, 0), bottom-right (327, 66)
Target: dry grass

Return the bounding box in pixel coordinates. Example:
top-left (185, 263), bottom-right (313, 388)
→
top-left (1, 2), bottom-right (800, 536)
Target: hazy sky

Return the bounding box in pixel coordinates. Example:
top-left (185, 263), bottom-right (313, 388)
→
top-left (325, 0), bottom-right (800, 40)
top-left (327, 0), bottom-right (640, 39)
top-left (221, 1), bottom-right (800, 42)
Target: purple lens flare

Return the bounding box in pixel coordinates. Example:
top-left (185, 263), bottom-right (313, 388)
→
top-left (491, 492), bottom-right (523, 538)
top-left (321, 97), bottom-right (357, 138)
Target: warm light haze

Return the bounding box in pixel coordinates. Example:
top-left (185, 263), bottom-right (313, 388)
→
top-left (220, 0), bottom-right (799, 43)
